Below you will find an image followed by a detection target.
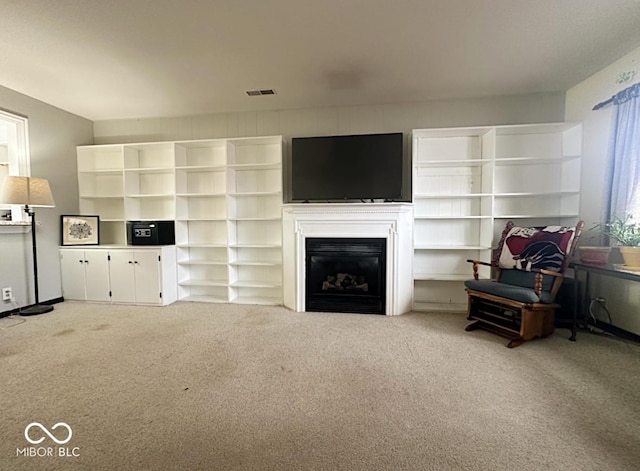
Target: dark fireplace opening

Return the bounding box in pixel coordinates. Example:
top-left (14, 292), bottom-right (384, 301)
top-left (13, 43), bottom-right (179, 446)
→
top-left (305, 238), bottom-right (386, 314)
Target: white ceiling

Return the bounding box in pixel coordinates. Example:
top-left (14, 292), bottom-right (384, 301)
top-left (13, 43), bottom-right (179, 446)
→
top-left (2, 0), bottom-right (640, 121)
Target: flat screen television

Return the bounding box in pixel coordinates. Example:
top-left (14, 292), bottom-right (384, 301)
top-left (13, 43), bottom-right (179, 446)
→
top-left (291, 132), bottom-right (403, 202)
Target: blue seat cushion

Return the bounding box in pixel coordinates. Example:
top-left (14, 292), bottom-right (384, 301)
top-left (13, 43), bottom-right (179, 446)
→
top-left (464, 279), bottom-right (554, 304)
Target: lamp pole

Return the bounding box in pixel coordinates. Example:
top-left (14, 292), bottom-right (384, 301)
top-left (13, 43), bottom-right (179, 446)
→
top-left (25, 205), bottom-right (41, 304)
top-left (20, 204), bottom-right (52, 315)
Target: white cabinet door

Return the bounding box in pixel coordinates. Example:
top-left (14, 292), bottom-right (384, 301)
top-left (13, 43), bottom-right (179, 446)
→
top-left (60, 249), bottom-right (88, 300)
top-left (60, 249), bottom-right (110, 301)
top-left (83, 250), bottom-right (111, 302)
top-left (132, 250), bottom-right (161, 304)
top-left (108, 250), bottom-right (137, 303)
top-left (109, 249), bottom-right (162, 304)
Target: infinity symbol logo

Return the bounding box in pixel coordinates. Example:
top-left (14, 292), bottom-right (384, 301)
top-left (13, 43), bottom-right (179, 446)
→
top-left (24, 422), bottom-right (73, 445)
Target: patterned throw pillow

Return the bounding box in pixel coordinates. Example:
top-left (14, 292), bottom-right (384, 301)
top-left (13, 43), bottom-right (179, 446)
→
top-left (498, 226), bottom-right (576, 272)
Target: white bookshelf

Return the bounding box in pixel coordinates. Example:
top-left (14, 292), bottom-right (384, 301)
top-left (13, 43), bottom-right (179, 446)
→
top-left (77, 145), bottom-right (127, 244)
top-left (174, 140), bottom-right (229, 304)
top-left (77, 135), bottom-right (283, 306)
top-left (493, 124), bottom-right (581, 224)
top-left (411, 122), bottom-right (582, 312)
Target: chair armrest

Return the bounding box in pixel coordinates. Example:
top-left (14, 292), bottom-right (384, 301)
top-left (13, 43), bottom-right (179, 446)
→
top-left (466, 260), bottom-right (495, 280)
top-left (532, 268), bottom-right (564, 278)
top-left (530, 268), bottom-right (564, 297)
top-left (466, 260), bottom-right (494, 267)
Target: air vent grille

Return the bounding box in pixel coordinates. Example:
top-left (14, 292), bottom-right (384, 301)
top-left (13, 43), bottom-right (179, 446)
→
top-left (246, 89), bottom-right (277, 96)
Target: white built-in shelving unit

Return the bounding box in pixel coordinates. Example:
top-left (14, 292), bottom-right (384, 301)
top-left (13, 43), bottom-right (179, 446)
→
top-left (411, 122), bottom-right (582, 312)
top-left (76, 136), bottom-right (283, 306)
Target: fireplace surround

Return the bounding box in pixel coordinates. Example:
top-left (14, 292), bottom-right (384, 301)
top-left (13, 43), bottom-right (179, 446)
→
top-left (282, 203), bottom-right (414, 315)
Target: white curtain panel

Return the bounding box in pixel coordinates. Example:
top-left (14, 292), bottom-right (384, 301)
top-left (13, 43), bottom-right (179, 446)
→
top-left (605, 82), bottom-right (640, 221)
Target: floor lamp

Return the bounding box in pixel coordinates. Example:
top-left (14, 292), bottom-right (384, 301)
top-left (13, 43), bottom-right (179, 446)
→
top-left (0, 176), bottom-right (56, 315)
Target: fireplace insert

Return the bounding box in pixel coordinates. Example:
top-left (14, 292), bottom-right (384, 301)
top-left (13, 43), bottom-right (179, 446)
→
top-left (305, 238), bottom-right (386, 314)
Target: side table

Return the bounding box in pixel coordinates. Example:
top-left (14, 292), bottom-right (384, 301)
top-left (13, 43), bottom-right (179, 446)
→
top-left (569, 262), bottom-right (640, 341)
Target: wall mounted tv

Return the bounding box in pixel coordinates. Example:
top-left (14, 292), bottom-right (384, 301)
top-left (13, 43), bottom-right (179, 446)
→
top-left (291, 132), bottom-right (404, 202)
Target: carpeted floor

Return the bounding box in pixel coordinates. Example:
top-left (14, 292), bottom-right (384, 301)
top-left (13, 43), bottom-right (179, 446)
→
top-left (1, 301), bottom-right (639, 470)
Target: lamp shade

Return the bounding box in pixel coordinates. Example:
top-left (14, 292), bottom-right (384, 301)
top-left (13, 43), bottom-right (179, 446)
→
top-left (0, 176), bottom-right (55, 207)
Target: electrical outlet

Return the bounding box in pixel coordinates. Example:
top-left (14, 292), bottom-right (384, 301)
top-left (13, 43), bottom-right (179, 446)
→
top-left (2, 287), bottom-right (12, 301)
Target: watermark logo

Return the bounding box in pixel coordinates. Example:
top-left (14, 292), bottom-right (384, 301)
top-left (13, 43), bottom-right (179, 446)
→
top-left (16, 422), bottom-right (79, 458)
top-left (24, 422), bottom-right (72, 445)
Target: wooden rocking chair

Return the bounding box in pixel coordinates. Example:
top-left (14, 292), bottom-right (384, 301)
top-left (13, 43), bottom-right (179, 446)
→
top-left (464, 220), bottom-right (584, 348)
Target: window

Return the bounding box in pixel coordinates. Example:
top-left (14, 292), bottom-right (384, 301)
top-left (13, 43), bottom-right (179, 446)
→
top-left (0, 109), bottom-right (30, 222)
top-left (599, 81), bottom-right (640, 225)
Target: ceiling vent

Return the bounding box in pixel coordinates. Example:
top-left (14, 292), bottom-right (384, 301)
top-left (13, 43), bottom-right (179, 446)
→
top-left (246, 89), bottom-right (277, 96)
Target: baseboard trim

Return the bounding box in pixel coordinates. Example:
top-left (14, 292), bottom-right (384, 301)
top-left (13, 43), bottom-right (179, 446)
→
top-left (0, 297), bottom-right (64, 319)
top-left (590, 319), bottom-right (640, 344)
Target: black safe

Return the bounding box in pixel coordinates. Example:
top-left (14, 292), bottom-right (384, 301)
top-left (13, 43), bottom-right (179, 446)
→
top-left (127, 221), bottom-right (175, 246)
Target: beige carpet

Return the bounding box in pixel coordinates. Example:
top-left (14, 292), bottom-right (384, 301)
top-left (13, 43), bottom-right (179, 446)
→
top-left (0, 301), bottom-right (639, 470)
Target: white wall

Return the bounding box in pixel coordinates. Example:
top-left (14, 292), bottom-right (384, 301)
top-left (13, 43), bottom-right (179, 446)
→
top-left (95, 91), bottom-right (565, 203)
top-left (566, 45), bottom-right (640, 335)
top-left (0, 85), bottom-right (93, 313)
top-left (94, 92), bottom-right (566, 144)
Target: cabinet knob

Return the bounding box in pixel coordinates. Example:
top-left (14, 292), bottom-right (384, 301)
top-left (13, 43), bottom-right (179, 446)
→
top-left (84, 260), bottom-right (89, 263)
top-left (128, 261), bottom-right (133, 264)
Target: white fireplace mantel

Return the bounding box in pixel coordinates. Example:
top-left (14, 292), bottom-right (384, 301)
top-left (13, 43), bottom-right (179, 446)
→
top-left (282, 203), bottom-right (414, 315)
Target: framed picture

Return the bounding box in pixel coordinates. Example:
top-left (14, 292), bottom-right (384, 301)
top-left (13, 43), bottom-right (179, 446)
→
top-left (60, 215), bottom-right (100, 246)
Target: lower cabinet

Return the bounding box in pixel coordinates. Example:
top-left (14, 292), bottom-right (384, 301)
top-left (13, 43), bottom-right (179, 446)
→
top-left (108, 248), bottom-right (177, 305)
top-left (59, 249), bottom-right (111, 302)
top-left (59, 246), bottom-right (177, 306)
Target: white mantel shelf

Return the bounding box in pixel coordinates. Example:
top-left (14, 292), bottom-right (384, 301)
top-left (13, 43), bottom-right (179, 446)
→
top-left (282, 203), bottom-right (414, 316)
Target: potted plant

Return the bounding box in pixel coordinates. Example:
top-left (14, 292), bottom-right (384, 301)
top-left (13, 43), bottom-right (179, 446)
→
top-left (577, 245), bottom-right (612, 266)
top-left (597, 214), bottom-right (640, 268)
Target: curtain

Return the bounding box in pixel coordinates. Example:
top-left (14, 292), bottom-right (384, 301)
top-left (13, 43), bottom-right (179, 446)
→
top-left (604, 82), bottom-right (640, 221)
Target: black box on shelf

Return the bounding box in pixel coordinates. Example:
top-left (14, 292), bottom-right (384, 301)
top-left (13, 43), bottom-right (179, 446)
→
top-left (127, 221), bottom-right (175, 246)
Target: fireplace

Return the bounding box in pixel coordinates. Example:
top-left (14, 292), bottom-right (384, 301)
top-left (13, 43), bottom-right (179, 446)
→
top-left (306, 238), bottom-right (386, 314)
top-left (282, 203), bottom-right (414, 316)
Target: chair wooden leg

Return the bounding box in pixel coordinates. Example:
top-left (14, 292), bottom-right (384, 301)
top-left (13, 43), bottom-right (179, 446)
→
top-left (465, 321), bottom-right (481, 332)
top-left (507, 338), bottom-right (525, 348)
top-left (520, 308), bottom-right (539, 340)
top-left (521, 307), bottom-right (556, 340)
top-left (541, 309), bottom-right (555, 337)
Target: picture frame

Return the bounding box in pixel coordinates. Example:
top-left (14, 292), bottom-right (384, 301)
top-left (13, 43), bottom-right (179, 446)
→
top-left (60, 215), bottom-right (100, 246)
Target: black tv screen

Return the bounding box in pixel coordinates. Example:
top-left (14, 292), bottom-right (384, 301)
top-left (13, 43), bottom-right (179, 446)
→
top-left (291, 132), bottom-right (403, 202)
